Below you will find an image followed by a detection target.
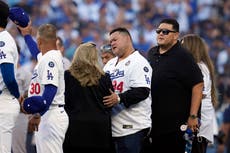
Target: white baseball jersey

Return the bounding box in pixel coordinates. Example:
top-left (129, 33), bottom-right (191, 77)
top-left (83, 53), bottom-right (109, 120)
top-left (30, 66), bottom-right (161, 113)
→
top-left (63, 56), bottom-right (71, 70)
top-left (28, 50), bottom-right (65, 106)
top-left (197, 61), bottom-right (215, 143)
top-left (0, 30), bottom-right (18, 92)
top-left (0, 30), bottom-right (20, 153)
top-left (29, 50), bottom-right (68, 153)
top-left (103, 51), bottom-right (152, 137)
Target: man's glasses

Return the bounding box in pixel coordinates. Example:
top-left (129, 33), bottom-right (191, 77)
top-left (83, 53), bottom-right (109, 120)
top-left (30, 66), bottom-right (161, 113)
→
top-left (100, 44), bottom-right (112, 53)
top-left (156, 29), bottom-right (177, 35)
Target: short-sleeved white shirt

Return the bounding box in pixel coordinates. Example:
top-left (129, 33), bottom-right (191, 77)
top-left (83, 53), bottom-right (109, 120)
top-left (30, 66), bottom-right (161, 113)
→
top-left (197, 62), bottom-right (215, 143)
top-left (0, 31), bottom-right (18, 91)
top-left (28, 50), bottom-right (65, 105)
top-left (103, 51), bottom-right (152, 137)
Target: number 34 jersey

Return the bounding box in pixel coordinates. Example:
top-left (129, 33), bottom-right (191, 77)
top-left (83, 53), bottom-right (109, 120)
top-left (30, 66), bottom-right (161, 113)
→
top-left (28, 50), bottom-right (65, 105)
top-left (103, 51), bottom-right (152, 137)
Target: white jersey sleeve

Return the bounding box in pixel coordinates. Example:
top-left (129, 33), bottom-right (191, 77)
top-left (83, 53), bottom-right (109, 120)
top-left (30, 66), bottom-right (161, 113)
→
top-left (39, 55), bottom-right (59, 87)
top-left (0, 31), bottom-right (18, 64)
top-left (0, 31), bottom-right (18, 91)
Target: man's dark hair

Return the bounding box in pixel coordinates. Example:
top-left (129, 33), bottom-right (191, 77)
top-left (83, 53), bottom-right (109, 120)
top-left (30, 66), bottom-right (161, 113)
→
top-left (159, 18), bottom-right (179, 32)
top-left (109, 27), bottom-right (131, 37)
top-left (0, 0), bottom-right (9, 28)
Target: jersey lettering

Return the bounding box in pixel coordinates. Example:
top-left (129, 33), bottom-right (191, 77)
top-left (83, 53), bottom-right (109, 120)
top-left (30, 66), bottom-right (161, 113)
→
top-left (0, 50), bottom-right (6, 59)
top-left (110, 69), bottom-right (124, 80)
top-left (30, 83), bottom-right (40, 94)
top-left (145, 75), bottom-right (151, 84)
top-left (47, 70), bottom-right (54, 80)
top-left (113, 80), bottom-right (124, 93)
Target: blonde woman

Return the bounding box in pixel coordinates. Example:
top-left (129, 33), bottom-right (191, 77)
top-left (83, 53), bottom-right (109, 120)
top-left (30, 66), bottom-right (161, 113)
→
top-left (181, 34), bottom-right (218, 153)
top-left (63, 42), bottom-right (114, 153)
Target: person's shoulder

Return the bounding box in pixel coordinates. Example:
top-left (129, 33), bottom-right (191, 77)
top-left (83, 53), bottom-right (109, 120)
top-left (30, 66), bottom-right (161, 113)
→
top-left (147, 46), bottom-right (158, 54)
top-left (175, 45), bottom-right (193, 59)
top-left (0, 31), bottom-right (16, 46)
top-left (103, 57), bottom-right (117, 69)
top-left (64, 70), bottom-right (75, 81)
top-left (146, 45), bottom-right (158, 59)
top-left (44, 50), bottom-right (62, 61)
top-left (132, 51), bottom-right (150, 64)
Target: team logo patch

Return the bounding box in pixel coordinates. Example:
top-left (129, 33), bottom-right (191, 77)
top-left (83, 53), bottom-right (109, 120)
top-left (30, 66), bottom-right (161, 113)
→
top-left (0, 41), bottom-right (5, 47)
top-left (125, 60), bottom-right (130, 66)
top-left (143, 66), bottom-right (149, 72)
top-left (0, 50), bottom-right (6, 59)
top-left (48, 61), bottom-right (55, 67)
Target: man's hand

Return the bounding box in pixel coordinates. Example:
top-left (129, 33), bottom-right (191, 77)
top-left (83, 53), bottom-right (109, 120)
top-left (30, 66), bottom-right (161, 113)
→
top-left (103, 89), bottom-right (119, 107)
top-left (28, 113), bottom-right (41, 132)
top-left (17, 95), bottom-right (24, 105)
top-left (187, 116), bottom-right (200, 133)
top-left (19, 97), bottom-right (29, 114)
top-left (17, 20), bottom-right (32, 36)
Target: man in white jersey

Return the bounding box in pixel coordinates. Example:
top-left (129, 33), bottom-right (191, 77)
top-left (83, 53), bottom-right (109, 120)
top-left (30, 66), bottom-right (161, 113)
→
top-left (103, 27), bottom-right (152, 153)
top-left (12, 44), bottom-right (36, 153)
top-left (17, 23), bottom-right (69, 153)
top-left (0, 1), bottom-right (21, 153)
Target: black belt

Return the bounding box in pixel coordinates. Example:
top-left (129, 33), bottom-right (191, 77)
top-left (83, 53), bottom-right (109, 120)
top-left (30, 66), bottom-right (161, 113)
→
top-left (58, 104), bottom-right (64, 107)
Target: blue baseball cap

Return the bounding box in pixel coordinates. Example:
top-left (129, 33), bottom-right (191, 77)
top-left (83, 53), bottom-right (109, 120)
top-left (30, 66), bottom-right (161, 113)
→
top-left (23, 96), bottom-right (47, 114)
top-left (9, 7), bottom-right (29, 27)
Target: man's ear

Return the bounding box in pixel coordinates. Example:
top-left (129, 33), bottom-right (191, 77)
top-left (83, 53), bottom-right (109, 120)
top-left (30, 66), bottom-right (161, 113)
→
top-left (37, 37), bottom-right (42, 46)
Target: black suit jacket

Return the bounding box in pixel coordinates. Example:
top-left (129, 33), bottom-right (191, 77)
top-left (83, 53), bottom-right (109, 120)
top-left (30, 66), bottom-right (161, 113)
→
top-left (63, 71), bottom-right (113, 150)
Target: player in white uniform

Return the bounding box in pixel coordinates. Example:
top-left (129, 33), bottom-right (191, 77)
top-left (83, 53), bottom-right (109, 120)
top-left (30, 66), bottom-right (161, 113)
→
top-left (17, 23), bottom-right (69, 153)
top-left (103, 27), bottom-right (152, 153)
top-left (12, 44), bottom-right (35, 153)
top-left (0, 1), bottom-right (21, 153)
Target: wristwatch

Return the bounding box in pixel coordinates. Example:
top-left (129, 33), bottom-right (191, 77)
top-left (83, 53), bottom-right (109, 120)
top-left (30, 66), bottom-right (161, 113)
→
top-left (189, 114), bottom-right (198, 119)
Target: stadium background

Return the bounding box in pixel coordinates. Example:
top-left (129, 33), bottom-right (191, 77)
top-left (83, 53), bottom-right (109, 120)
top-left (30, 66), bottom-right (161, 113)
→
top-left (4, 0), bottom-right (230, 152)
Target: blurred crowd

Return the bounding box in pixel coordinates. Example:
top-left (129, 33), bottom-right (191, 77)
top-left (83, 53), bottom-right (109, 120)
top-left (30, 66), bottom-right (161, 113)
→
top-left (5, 0), bottom-right (230, 119)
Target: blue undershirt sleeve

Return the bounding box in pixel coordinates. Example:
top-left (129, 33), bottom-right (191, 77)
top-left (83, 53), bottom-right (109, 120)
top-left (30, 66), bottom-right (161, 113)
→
top-left (0, 63), bottom-right (20, 98)
top-left (39, 84), bottom-right (57, 115)
top-left (24, 35), bottom-right (40, 59)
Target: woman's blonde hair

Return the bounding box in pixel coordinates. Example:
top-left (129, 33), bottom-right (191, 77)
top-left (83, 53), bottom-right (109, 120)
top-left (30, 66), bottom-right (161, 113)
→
top-left (181, 34), bottom-right (218, 107)
top-left (69, 42), bottom-right (105, 87)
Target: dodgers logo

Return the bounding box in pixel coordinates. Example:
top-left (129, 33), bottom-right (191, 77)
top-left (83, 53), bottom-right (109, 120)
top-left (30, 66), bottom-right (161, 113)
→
top-left (0, 41), bottom-right (5, 47)
top-left (47, 70), bottom-right (54, 80)
top-left (0, 50), bottom-right (6, 59)
top-left (143, 66), bottom-right (149, 72)
top-left (48, 61), bottom-right (55, 67)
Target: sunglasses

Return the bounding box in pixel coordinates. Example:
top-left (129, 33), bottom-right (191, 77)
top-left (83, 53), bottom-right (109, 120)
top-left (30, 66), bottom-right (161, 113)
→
top-left (100, 44), bottom-right (112, 53)
top-left (156, 29), bottom-right (177, 35)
